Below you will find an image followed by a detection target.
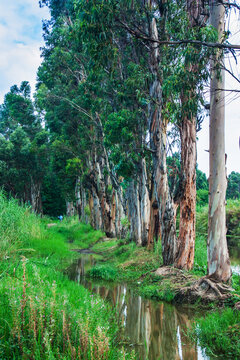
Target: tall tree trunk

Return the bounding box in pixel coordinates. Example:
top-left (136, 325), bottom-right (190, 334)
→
top-left (111, 186), bottom-right (125, 238)
top-left (76, 180), bottom-right (90, 224)
top-left (148, 3), bottom-right (177, 264)
top-left (175, 0), bottom-right (205, 270)
top-left (75, 177), bottom-right (82, 220)
top-left (66, 201), bottom-right (75, 216)
top-left (30, 178), bottom-right (42, 214)
top-left (208, 0), bottom-right (231, 282)
top-left (139, 159), bottom-right (150, 246)
top-left (126, 180), bottom-right (142, 244)
top-left (126, 159), bottom-right (150, 245)
top-left (175, 116), bottom-right (196, 269)
top-left (147, 177), bottom-right (160, 249)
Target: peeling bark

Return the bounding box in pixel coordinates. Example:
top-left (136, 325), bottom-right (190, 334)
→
top-left (175, 0), bottom-right (206, 270)
top-left (175, 118), bottom-right (196, 270)
top-left (147, 1), bottom-right (177, 264)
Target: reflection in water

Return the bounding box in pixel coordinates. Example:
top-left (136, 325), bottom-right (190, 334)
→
top-left (68, 255), bottom-right (209, 360)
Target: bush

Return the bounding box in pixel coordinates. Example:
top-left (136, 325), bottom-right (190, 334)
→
top-left (88, 265), bottom-right (117, 281)
top-left (196, 189), bottom-right (208, 206)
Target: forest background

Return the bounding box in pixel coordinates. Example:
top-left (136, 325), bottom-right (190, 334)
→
top-left (0, 0), bottom-right (240, 279)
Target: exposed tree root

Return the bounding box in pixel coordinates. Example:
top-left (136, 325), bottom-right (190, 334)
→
top-left (152, 266), bottom-right (235, 305)
top-left (175, 276), bottom-right (234, 304)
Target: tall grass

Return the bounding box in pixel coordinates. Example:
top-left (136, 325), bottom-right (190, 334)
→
top-left (0, 193), bottom-right (35, 261)
top-left (194, 308), bottom-right (240, 359)
top-left (0, 193), bottom-right (135, 359)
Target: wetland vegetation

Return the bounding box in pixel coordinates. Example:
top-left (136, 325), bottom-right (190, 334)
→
top-left (1, 194), bottom-right (239, 359)
top-left (0, 1), bottom-right (240, 359)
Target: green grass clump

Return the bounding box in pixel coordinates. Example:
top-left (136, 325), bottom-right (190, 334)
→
top-left (88, 264), bottom-right (118, 281)
top-left (139, 284), bottom-right (175, 302)
top-left (191, 235), bottom-right (207, 275)
top-left (49, 221), bottom-right (104, 250)
top-left (194, 308), bottom-right (240, 359)
top-left (92, 239), bottom-right (118, 253)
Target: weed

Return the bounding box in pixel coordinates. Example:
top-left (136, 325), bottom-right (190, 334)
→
top-left (194, 308), bottom-right (240, 359)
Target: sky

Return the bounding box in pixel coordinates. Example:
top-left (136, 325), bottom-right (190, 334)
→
top-left (0, 1), bottom-right (239, 175)
top-left (0, 0), bottom-right (50, 102)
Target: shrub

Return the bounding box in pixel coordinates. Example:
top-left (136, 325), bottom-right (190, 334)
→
top-left (88, 265), bottom-right (117, 281)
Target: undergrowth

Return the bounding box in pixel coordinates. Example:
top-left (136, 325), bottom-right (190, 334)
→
top-left (194, 308), bottom-right (240, 359)
top-left (0, 193), bottom-right (135, 359)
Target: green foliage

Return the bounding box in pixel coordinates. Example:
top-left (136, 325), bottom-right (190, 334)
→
top-left (196, 168), bottom-right (208, 190)
top-left (226, 199), bottom-right (240, 245)
top-left (194, 308), bottom-right (240, 359)
top-left (84, 205), bottom-right (91, 217)
top-left (196, 188), bottom-right (208, 206)
top-left (0, 83), bottom-right (49, 212)
top-left (88, 264), bottom-right (118, 281)
top-left (41, 172), bottom-right (66, 217)
top-left (191, 236), bottom-right (207, 275)
top-left (139, 284), bottom-right (175, 302)
top-left (195, 200), bottom-right (240, 244)
top-left (120, 216), bottom-right (130, 229)
top-left (227, 171), bottom-right (240, 199)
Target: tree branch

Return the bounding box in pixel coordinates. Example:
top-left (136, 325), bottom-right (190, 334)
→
top-left (119, 20), bottom-right (240, 50)
top-left (215, 88), bottom-right (240, 92)
top-left (220, 1), bottom-right (240, 11)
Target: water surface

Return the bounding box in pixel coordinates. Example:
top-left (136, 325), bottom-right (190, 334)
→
top-left (68, 254), bottom-right (209, 360)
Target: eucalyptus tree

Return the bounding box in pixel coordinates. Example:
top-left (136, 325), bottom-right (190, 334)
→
top-left (0, 82), bottom-right (48, 213)
top-left (208, 0), bottom-right (231, 282)
top-left (168, 0), bottom-right (213, 270)
top-left (38, 0), bottom-right (128, 236)
top-left (37, 0), bottom-right (235, 275)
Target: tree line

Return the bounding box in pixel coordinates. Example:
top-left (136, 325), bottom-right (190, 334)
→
top-left (0, 0), bottom-right (240, 282)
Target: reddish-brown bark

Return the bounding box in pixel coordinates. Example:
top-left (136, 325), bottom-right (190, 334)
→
top-left (175, 118), bottom-right (196, 270)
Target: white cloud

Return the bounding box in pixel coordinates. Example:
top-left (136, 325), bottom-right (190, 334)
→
top-left (0, 0), bottom-right (50, 102)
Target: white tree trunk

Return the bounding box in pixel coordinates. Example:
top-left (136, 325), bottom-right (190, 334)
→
top-left (208, 0), bottom-right (231, 282)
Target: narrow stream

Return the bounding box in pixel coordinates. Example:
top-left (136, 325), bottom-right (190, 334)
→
top-left (67, 254), bottom-right (210, 360)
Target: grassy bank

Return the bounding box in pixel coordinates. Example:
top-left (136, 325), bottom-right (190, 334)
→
top-left (81, 201), bottom-right (240, 360)
top-left (0, 194), bottom-right (135, 359)
top-left (1, 194), bottom-right (239, 359)
top-left (85, 200), bottom-right (240, 302)
top-left (193, 308), bottom-right (240, 359)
